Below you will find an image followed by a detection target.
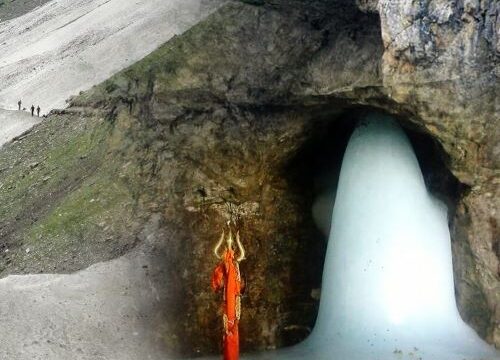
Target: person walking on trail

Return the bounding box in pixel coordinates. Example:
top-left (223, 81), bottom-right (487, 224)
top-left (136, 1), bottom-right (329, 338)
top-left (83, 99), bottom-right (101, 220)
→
top-left (31, 105), bottom-right (35, 117)
top-left (18, 100), bottom-right (22, 111)
top-left (36, 106), bottom-right (41, 117)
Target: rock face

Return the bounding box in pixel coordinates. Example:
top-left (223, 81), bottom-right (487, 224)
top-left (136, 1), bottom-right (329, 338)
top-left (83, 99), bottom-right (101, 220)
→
top-left (369, 0), bottom-right (499, 346)
top-left (0, 0), bottom-right (497, 355)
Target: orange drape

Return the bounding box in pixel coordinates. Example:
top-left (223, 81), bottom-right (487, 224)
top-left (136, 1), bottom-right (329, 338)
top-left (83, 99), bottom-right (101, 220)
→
top-left (212, 249), bottom-right (243, 360)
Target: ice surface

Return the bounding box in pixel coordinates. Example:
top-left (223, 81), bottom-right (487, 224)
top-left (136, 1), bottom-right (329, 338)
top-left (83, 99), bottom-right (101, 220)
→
top-left (239, 114), bottom-right (499, 360)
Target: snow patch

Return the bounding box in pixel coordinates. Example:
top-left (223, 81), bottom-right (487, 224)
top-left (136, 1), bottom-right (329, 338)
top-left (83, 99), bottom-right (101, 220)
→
top-left (0, 0), bottom-right (224, 114)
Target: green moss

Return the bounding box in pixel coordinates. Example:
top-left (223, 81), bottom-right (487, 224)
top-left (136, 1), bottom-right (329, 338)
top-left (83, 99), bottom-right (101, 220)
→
top-left (0, 116), bottom-right (109, 220)
top-left (105, 81), bottom-right (119, 93)
top-left (75, 3), bottom-right (241, 107)
top-left (22, 173), bottom-right (134, 263)
top-left (0, 114), bottom-right (139, 275)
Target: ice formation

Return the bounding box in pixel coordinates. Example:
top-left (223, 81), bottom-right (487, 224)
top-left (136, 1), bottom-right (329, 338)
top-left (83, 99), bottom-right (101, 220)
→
top-left (244, 114), bottom-right (499, 360)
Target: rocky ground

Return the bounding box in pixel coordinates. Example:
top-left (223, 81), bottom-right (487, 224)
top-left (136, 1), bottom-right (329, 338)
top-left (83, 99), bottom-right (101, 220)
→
top-left (0, 111), bottom-right (139, 276)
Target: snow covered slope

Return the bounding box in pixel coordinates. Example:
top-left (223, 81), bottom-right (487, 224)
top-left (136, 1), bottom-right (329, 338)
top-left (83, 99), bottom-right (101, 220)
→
top-left (0, 0), bottom-right (223, 114)
top-left (0, 109), bottom-right (40, 147)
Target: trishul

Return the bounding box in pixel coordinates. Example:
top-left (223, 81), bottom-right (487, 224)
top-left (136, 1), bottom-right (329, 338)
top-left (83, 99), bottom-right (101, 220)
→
top-left (211, 221), bottom-right (246, 360)
top-left (213, 221), bottom-right (246, 262)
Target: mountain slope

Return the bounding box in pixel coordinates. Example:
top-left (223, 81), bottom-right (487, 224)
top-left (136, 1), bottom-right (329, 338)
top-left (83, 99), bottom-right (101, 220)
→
top-left (0, 0), bottom-right (223, 113)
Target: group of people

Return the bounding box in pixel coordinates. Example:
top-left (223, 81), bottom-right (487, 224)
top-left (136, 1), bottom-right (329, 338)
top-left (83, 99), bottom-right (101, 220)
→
top-left (17, 100), bottom-right (41, 117)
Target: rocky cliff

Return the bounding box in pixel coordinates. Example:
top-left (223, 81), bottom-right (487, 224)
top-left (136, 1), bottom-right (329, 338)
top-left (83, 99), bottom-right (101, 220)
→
top-left (0, 0), bottom-right (497, 354)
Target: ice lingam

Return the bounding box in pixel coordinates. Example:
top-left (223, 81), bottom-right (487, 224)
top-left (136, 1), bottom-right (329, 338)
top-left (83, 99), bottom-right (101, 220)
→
top-left (243, 114), bottom-right (499, 360)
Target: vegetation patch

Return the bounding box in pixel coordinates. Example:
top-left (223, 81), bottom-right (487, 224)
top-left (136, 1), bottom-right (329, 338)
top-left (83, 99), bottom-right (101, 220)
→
top-left (0, 112), bottom-right (143, 276)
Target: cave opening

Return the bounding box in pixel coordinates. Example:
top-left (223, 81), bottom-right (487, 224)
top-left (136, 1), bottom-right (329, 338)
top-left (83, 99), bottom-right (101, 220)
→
top-left (269, 109), bottom-right (498, 359)
top-left (282, 107), bottom-right (467, 346)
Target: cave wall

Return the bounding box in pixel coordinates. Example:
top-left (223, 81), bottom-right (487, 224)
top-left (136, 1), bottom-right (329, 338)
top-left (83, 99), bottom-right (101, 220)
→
top-left (67, 2), bottom-right (387, 353)
top-left (72, 0), bottom-right (498, 350)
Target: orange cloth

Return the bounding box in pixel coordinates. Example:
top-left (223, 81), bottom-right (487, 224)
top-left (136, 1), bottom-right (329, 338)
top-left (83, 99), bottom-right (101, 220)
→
top-left (212, 249), bottom-right (243, 360)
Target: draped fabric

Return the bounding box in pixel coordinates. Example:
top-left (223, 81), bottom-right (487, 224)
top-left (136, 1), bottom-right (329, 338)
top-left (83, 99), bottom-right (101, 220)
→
top-left (212, 249), bottom-right (243, 360)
